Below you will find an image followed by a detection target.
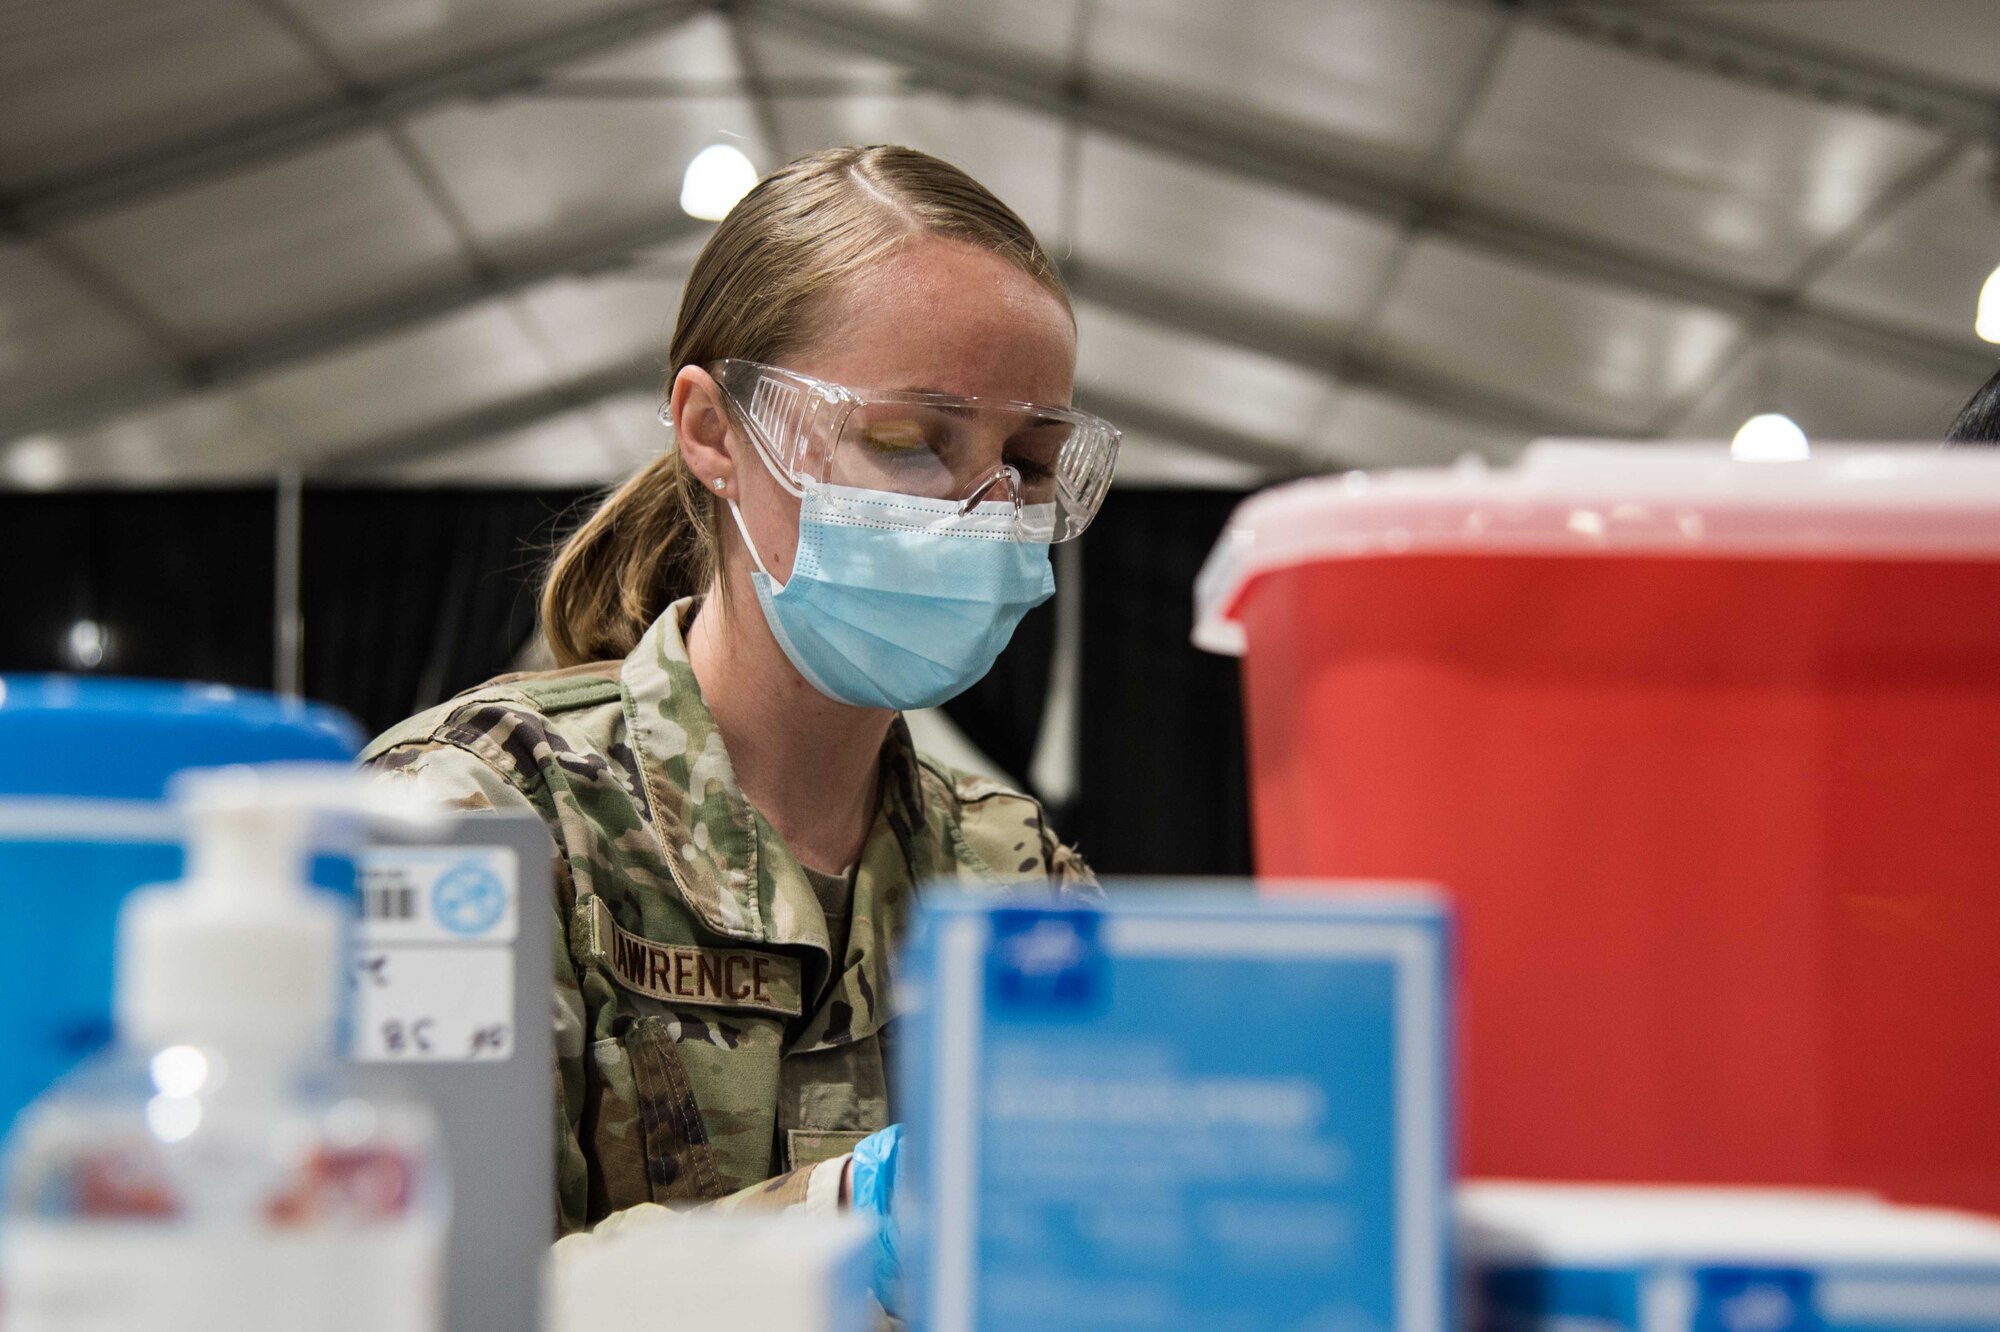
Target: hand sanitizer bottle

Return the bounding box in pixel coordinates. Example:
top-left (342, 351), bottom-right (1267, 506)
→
top-left (0, 765), bottom-right (448, 1331)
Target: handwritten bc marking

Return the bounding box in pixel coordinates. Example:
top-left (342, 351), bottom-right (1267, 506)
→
top-left (590, 899), bottom-right (802, 1018)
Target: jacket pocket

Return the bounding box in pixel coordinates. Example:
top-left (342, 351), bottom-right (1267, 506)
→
top-left (664, 1010), bottom-right (785, 1194)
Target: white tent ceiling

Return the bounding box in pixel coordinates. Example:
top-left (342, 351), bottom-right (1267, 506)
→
top-left (1, 0), bottom-right (1996, 490)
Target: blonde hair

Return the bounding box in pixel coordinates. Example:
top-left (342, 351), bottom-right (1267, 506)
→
top-left (539, 144), bottom-right (1073, 666)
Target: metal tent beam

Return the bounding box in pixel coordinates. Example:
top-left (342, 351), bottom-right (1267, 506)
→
top-left (3, 214), bottom-right (1599, 456)
top-left (743, 0), bottom-right (1994, 386)
top-left (0, 0), bottom-right (709, 230)
top-left (1450, 0), bottom-right (2000, 142)
top-left (1064, 261), bottom-right (1623, 439)
top-left (2, 214), bottom-right (713, 440)
top-left (1074, 388), bottom-right (1325, 476)
top-left (312, 363), bottom-right (658, 475)
top-left (310, 263), bottom-right (1594, 481)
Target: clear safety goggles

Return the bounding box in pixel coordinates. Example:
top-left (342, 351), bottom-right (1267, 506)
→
top-left (687, 358), bottom-right (1120, 542)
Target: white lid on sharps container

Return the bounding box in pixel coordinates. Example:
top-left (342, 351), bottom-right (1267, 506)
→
top-left (1459, 1180), bottom-right (2000, 1269)
top-left (116, 764), bottom-right (442, 1050)
top-left (1194, 442), bottom-right (2000, 656)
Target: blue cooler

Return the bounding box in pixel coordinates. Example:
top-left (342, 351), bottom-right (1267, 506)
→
top-left (0, 676), bottom-right (362, 1134)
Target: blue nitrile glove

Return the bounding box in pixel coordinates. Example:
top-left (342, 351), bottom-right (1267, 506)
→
top-left (849, 1123), bottom-right (904, 1314)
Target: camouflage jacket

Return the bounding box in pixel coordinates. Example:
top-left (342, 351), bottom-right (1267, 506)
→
top-left (362, 599), bottom-right (1094, 1235)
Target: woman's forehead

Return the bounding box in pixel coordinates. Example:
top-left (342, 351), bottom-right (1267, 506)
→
top-left (793, 238), bottom-right (1077, 404)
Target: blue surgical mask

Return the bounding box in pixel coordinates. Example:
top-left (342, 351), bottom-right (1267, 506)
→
top-left (727, 484), bottom-right (1056, 711)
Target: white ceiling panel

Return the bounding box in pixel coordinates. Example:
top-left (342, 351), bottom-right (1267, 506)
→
top-left (1313, 390), bottom-right (1526, 470)
top-left (408, 91), bottom-right (768, 260)
top-left (1089, 0), bottom-right (1505, 178)
top-left (1455, 27), bottom-right (1945, 287)
top-left (788, 0), bottom-right (1081, 62)
top-left (537, 10), bottom-right (738, 82)
top-left (1372, 238), bottom-right (1741, 431)
top-left (743, 24), bottom-right (911, 90)
top-left (0, 245), bottom-right (172, 417)
top-left (52, 132), bottom-right (471, 348)
top-left (0, 0), bottom-right (336, 188)
top-left (1076, 136), bottom-right (1402, 340)
top-left (283, 0), bottom-right (643, 83)
top-left (35, 392), bottom-right (294, 486)
top-left (243, 304), bottom-right (554, 457)
top-left (1110, 432), bottom-right (1275, 490)
top-left (775, 95), bottom-right (1070, 250)
top-left (1807, 147), bottom-right (1999, 345)
top-left (1670, 337), bottom-right (1975, 444)
top-left (1671, 1), bottom-right (2000, 100)
top-left (6, 0), bottom-right (1996, 491)
top-left (364, 405), bottom-right (641, 487)
top-left (514, 269), bottom-right (685, 383)
top-left (401, 10), bottom-right (758, 258)
top-left (1075, 303), bottom-right (1336, 448)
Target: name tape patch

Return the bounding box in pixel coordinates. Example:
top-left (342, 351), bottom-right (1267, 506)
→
top-left (588, 898), bottom-right (802, 1018)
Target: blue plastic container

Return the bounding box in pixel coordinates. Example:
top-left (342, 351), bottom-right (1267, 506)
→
top-left (0, 676), bottom-right (362, 1134)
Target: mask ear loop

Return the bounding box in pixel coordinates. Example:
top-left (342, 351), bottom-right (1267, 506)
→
top-left (725, 499), bottom-right (781, 587)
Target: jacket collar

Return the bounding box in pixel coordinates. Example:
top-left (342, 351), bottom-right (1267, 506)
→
top-left (619, 599), bottom-right (934, 958)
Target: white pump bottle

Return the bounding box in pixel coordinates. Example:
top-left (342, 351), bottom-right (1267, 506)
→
top-left (1, 765), bottom-right (449, 1332)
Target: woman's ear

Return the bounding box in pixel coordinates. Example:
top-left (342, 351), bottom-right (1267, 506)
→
top-left (669, 365), bottom-right (737, 493)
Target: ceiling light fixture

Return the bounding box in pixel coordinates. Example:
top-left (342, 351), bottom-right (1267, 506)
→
top-left (3, 436), bottom-right (67, 489)
top-left (1977, 263), bottom-right (2000, 344)
top-left (1731, 412), bottom-right (1809, 462)
top-left (680, 144), bottom-right (758, 222)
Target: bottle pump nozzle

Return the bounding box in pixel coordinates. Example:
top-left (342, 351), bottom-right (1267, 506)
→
top-left (116, 764), bottom-right (443, 1051)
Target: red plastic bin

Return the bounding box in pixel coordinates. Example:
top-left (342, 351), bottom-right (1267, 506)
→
top-left (1195, 444), bottom-right (2000, 1213)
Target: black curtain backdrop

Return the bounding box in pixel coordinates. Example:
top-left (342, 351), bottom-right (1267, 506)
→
top-left (301, 489), bottom-right (590, 737)
top-left (1065, 490), bottom-right (1255, 875)
top-left (2, 489), bottom-right (587, 739)
top-left (1, 486), bottom-right (1250, 875)
top-left (2, 490), bottom-right (275, 691)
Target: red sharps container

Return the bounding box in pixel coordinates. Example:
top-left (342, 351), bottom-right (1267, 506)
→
top-left (1194, 443), bottom-right (2000, 1213)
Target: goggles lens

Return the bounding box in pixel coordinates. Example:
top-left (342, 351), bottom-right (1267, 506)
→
top-left (705, 359), bottom-right (1119, 541)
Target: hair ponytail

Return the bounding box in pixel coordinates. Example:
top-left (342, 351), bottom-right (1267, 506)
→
top-left (540, 447), bottom-right (711, 665)
top-left (538, 144), bottom-right (1071, 666)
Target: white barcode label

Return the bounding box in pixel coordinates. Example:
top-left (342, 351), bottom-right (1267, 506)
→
top-left (352, 848), bottom-right (518, 1064)
top-left (356, 849), bottom-right (517, 945)
top-left (365, 884), bottom-right (418, 921)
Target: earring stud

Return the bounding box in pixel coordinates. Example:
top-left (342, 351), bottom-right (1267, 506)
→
top-left (712, 477), bottom-right (726, 492)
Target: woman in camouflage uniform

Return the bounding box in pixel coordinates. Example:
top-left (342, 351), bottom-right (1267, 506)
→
top-left (364, 146), bottom-right (1109, 1240)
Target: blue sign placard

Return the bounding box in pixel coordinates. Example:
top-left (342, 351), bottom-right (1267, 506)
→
top-left (901, 886), bottom-right (1452, 1332)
